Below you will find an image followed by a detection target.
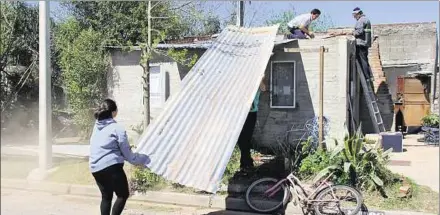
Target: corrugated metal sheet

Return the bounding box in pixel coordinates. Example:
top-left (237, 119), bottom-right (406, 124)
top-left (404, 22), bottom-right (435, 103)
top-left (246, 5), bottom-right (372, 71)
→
top-left (135, 25), bottom-right (279, 193)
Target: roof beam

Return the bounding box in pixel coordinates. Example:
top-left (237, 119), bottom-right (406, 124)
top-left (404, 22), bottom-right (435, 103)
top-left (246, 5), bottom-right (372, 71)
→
top-left (284, 47), bottom-right (329, 53)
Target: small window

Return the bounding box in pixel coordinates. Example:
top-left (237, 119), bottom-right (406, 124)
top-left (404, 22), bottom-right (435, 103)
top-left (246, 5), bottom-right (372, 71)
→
top-left (270, 61), bottom-right (296, 108)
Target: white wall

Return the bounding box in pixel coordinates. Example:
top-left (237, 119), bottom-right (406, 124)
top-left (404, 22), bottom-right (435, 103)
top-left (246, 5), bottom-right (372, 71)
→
top-left (108, 50), bottom-right (183, 139)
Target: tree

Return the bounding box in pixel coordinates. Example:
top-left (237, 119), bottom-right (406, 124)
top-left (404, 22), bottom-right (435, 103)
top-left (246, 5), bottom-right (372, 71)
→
top-left (265, 10), bottom-right (295, 34)
top-left (1, 2), bottom-right (40, 129)
top-left (0, 2), bottom-right (38, 75)
top-left (55, 19), bottom-right (108, 137)
top-left (63, 1), bottom-right (207, 46)
top-left (1, 2), bottom-right (66, 134)
top-left (265, 9), bottom-right (334, 34)
top-left (55, 1), bottom-right (207, 132)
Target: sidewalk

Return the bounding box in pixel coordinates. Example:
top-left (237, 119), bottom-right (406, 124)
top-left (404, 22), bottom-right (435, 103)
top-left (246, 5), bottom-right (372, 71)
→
top-left (387, 135), bottom-right (439, 192)
top-left (1, 178), bottom-right (436, 215)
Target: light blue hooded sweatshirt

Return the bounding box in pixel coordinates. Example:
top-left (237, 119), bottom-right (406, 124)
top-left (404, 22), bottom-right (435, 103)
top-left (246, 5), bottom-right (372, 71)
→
top-left (89, 118), bottom-right (150, 173)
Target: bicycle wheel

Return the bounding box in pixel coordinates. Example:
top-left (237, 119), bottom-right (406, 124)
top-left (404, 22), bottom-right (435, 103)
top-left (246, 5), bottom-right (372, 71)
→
top-left (245, 178), bottom-right (289, 213)
top-left (313, 185), bottom-right (363, 215)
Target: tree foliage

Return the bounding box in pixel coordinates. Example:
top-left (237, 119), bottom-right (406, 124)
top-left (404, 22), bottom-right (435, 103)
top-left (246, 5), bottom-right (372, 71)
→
top-left (63, 1), bottom-right (220, 46)
top-left (0, 2), bottom-right (40, 129)
top-left (55, 19), bottom-right (108, 137)
top-left (0, 2), bottom-right (38, 71)
top-left (265, 10), bottom-right (296, 35)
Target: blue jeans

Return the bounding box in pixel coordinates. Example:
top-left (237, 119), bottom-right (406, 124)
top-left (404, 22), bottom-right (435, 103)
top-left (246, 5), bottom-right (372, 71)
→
top-left (288, 28), bottom-right (307, 39)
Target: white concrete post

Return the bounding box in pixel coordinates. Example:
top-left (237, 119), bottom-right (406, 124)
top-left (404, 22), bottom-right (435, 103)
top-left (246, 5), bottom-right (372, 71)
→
top-left (38, 0), bottom-right (52, 171)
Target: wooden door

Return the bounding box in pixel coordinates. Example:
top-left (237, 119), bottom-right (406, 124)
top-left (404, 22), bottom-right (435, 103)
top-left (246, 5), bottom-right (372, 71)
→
top-left (397, 76), bottom-right (431, 126)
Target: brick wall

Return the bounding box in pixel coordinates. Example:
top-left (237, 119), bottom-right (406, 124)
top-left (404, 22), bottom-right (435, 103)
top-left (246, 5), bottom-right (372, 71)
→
top-left (359, 38), bottom-right (395, 134)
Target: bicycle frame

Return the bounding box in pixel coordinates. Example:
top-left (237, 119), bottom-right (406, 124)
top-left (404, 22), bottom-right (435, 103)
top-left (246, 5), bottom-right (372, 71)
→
top-left (264, 172), bottom-right (339, 207)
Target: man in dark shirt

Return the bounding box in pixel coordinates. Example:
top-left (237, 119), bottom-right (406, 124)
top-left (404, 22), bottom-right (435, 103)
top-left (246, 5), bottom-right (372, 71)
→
top-left (237, 81), bottom-right (266, 173)
top-left (347, 7), bottom-right (373, 82)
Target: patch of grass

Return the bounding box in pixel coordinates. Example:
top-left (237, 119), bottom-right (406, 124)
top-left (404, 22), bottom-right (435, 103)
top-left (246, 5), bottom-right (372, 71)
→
top-left (53, 137), bottom-right (88, 145)
top-left (47, 160), bottom-right (94, 185)
top-left (364, 179), bottom-right (439, 214)
top-left (1, 156), bottom-right (38, 179)
top-left (48, 160), bottom-right (136, 185)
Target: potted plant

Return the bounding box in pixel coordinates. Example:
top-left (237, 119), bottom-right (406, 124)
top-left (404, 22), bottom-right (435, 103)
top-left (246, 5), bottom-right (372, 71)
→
top-left (421, 113), bottom-right (439, 144)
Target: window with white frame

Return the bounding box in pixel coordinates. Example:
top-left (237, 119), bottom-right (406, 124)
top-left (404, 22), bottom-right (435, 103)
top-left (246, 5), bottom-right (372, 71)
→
top-left (147, 64), bottom-right (167, 108)
top-left (270, 61), bottom-right (296, 108)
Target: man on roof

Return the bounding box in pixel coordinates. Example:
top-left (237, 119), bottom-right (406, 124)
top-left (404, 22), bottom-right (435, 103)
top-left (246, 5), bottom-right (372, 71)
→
top-left (332, 7), bottom-right (373, 81)
top-left (286, 9), bottom-right (321, 39)
top-left (349, 7), bottom-right (373, 82)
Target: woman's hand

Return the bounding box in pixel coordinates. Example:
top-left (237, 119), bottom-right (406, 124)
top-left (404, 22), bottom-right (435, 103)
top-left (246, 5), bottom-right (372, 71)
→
top-left (259, 79), bottom-right (267, 92)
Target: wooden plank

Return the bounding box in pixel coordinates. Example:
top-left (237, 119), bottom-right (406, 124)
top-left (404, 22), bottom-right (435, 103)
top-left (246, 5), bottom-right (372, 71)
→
top-left (284, 47), bottom-right (329, 53)
top-left (403, 93), bottom-right (431, 103)
top-left (319, 46), bottom-right (325, 148)
top-left (403, 78), bottom-right (425, 93)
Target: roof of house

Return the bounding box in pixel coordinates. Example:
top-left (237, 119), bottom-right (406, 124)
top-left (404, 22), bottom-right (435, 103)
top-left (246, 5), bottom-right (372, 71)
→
top-left (134, 25), bottom-right (279, 193)
top-left (108, 22), bottom-right (438, 70)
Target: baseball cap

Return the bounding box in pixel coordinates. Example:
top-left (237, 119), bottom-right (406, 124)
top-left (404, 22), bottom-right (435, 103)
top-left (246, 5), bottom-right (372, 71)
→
top-left (352, 7), bottom-right (362, 14)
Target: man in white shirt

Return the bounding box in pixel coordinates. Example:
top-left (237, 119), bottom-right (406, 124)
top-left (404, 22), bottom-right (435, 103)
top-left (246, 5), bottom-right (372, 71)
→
top-left (287, 9), bottom-right (321, 39)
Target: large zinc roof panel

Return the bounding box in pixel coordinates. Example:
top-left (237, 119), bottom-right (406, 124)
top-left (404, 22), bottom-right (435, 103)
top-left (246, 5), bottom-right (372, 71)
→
top-left (135, 25), bottom-right (279, 193)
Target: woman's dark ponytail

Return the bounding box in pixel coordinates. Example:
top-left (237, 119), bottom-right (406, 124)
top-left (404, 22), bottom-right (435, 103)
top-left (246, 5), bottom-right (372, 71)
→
top-left (94, 99), bottom-right (118, 120)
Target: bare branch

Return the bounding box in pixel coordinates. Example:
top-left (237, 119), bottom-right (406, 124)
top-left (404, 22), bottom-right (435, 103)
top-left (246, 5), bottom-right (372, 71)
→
top-left (152, 48), bottom-right (194, 67)
top-left (150, 1), bottom-right (161, 10)
top-left (168, 1), bottom-right (195, 11)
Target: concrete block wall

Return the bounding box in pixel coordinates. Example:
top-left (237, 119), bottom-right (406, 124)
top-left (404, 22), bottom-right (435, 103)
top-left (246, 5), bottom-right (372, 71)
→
top-left (108, 50), bottom-right (190, 139)
top-left (108, 50), bottom-right (144, 138)
top-left (255, 37), bottom-right (352, 149)
top-left (373, 22), bottom-right (437, 66)
top-left (434, 69), bottom-right (439, 113)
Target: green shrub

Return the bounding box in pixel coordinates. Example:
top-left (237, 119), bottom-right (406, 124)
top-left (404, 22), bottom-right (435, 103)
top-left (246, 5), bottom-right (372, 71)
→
top-left (314, 128), bottom-right (400, 192)
top-left (421, 113), bottom-right (439, 127)
top-left (129, 166), bottom-right (167, 193)
top-left (129, 146), bottom-right (241, 193)
top-left (222, 146), bottom-right (241, 184)
top-left (299, 148), bottom-right (349, 185)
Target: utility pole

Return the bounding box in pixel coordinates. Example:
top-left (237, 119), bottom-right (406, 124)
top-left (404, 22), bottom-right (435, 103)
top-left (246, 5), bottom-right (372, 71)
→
top-left (236, 1), bottom-right (244, 27)
top-left (142, 1), bottom-right (152, 129)
top-left (38, 0), bottom-right (52, 172)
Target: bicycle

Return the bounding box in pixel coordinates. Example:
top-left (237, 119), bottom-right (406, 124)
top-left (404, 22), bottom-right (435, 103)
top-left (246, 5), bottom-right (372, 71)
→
top-left (245, 171), bottom-right (363, 215)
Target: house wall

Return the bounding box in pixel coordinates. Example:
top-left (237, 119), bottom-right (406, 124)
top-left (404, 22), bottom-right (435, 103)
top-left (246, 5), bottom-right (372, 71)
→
top-left (253, 37), bottom-right (353, 149)
top-left (107, 49), bottom-right (204, 138)
top-left (108, 38), bottom-right (354, 147)
top-left (330, 23), bottom-right (439, 120)
top-left (374, 22), bottom-right (438, 115)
